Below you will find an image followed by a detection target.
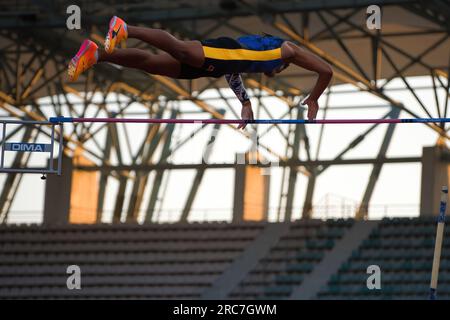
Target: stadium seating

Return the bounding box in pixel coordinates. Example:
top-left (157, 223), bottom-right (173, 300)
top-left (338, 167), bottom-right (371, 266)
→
top-left (1, 217), bottom-right (449, 300)
top-left (229, 218), bottom-right (354, 299)
top-left (0, 222), bottom-right (266, 299)
top-left (317, 217), bottom-right (450, 300)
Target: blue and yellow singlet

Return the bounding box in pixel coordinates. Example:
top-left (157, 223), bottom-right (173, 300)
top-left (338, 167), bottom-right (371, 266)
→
top-left (178, 34), bottom-right (286, 79)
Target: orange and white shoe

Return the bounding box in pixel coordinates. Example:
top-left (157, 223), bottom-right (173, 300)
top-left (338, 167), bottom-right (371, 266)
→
top-left (104, 16), bottom-right (128, 54)
top-left (68, 39), bottom-right (98, 82)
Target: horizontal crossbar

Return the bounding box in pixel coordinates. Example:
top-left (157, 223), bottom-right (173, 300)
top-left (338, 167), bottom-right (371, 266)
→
top-left (49, 117), bottom-right (450, 125)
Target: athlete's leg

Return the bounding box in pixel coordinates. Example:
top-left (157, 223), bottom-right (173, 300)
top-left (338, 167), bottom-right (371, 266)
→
top-left (68, 39), bottom-right (182, 81)
top-left (105, 16), bottom-right (204, 68)
top-left (126, 26), bottom-right (204, 67)
top-left (99, 49), bottom-right (181, 78)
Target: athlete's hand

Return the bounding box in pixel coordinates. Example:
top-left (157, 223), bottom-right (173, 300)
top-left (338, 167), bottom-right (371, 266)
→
top-left (302, 97), bottom-right (319, 120)
top-left (239, 101), bottom-right (254, 130)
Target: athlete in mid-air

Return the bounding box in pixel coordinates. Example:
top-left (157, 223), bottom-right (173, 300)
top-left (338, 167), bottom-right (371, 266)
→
top-left (68, 16), bottom-right (333, 129)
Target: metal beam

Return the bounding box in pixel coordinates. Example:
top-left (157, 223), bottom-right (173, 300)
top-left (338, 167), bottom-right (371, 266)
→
top-left (74, 156), bottom-right (422, 172)
top-left (0, 126), bottom-right (35, 223)
top-left (180, 114), bottom-right (224, 222)
top-left (0, 0), bottom-right (415, 29)
top-left (284, 105), bottom-right (305, 221)
top-left (96, 123), bottom-right (113, 223)
top-left (302, 168), bottom-right (317, 219)
top-left (272, 20), bottom-right (449, 139)
top-left (125, 110), bottom-right (165, 221)
top-left (356, 107), bottom-right (401, 220)
top-left (144, 109), bottom-right (178, 222)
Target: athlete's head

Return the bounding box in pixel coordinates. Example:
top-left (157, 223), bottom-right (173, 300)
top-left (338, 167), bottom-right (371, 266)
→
top-left (264, 63), bottom-right (289, 78)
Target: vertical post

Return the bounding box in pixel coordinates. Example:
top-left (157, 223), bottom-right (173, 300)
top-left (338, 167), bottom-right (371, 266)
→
top-left (430, 186), bottom-right (448, 300)
top-left (57, 123), bottom-right (63, 175)
top-left (1, 123), bottom-right (5, 169)
top-left (49, 124), bottom-right (55, 171)
top-left (233, 154), bottom-right (246, 223)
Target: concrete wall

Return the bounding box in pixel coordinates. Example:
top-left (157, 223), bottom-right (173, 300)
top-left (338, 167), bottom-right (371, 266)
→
top-left (420, 146), bottom-right (450, 217)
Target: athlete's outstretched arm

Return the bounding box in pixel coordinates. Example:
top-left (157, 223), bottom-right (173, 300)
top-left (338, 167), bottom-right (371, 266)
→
top-left (283, 42), bottom-right (333, 120)
top-left (225, 73), bottom-right (254, 129)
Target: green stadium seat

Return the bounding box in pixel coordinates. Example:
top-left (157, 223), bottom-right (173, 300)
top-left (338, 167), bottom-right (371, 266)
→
top-left (264, 285), bottom-right (292, 296)
top-left (275, 274), bottom-right (304, 284)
